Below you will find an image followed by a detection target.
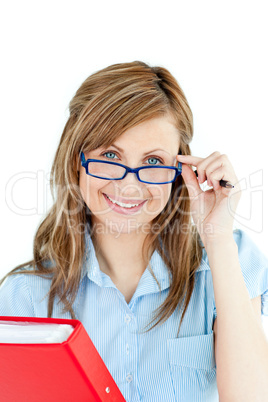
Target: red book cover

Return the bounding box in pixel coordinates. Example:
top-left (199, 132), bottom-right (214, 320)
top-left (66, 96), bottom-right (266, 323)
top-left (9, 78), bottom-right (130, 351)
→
top-left (0, 316), bottom-right (126, 402)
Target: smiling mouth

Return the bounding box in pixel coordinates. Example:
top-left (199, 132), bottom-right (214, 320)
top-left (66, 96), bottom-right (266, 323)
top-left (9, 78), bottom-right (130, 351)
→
top-left (103, 193), bottom-right (146, 209)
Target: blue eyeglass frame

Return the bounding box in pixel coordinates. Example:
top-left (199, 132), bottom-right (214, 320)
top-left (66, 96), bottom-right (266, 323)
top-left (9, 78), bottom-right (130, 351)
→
top-left (80, 152), bottom-right (182, 184)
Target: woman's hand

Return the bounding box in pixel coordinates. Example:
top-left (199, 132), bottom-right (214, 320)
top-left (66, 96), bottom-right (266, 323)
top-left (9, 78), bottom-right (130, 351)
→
top-left (176, 152), bottom-right (241, 247)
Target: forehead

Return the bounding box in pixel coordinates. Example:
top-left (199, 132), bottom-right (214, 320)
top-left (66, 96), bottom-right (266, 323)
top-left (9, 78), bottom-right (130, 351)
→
top-left (112, 115), bottom-right (180, 149)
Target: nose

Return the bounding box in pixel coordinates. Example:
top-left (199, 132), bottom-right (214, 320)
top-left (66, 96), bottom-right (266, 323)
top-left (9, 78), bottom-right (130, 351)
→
top-left (114, 171), bottom-right (145, 198)
top-left (123, 170), bottom-right (141, 184)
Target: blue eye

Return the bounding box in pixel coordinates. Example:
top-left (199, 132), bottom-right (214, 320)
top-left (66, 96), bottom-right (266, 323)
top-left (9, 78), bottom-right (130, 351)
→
top-left (147, 157), bottom-right (162, 165)
top-left (102, 151), bottom-right (118, 159)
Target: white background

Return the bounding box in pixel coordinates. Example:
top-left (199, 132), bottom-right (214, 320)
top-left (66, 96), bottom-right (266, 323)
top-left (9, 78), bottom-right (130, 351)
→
top-left (0, 1), bottom-right (267, 334)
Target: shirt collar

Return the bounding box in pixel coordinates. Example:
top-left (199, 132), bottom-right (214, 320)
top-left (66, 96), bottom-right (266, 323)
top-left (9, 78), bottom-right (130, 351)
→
top-left (81, 228), bottom-right (210, 289)
top-left (81, 229), bottom-right (172, 291)
top-left (196, 246), bottom-right (211, 272)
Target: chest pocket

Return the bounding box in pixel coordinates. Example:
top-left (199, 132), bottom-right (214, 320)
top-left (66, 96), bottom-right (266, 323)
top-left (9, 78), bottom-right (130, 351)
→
top-left (167, 332), bottom-right (219, 402)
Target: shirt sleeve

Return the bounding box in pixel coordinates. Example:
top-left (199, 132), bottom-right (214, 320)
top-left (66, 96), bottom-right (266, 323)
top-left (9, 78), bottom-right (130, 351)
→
top-left (0, 273), bottom-right (35, 317)
top-left (213, 229), bottom-right (268, 321)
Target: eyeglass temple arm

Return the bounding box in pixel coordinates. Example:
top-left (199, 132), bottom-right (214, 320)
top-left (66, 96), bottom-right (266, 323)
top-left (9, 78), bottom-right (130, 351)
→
top-left (177, 151), bottom-right (183, 173)
top-left (80, 152), bottom-right (86, 165)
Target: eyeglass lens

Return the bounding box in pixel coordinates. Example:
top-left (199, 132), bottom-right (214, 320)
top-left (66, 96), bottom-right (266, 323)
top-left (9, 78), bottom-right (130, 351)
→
top-left (87, 162), bottom-right (176, 183)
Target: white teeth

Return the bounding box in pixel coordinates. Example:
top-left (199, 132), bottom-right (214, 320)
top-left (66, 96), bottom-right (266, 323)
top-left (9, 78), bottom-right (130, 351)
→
top-left (106, 194), bottom-right (140, 208)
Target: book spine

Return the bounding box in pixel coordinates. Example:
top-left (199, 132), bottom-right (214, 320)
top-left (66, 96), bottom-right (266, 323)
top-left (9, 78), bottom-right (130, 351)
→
top-left (65, 323), bottom-right (126, 401)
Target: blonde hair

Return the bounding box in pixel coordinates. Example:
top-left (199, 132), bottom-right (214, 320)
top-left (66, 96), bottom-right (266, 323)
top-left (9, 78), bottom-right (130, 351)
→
top-left (1, 61), bottom-right (203, 336)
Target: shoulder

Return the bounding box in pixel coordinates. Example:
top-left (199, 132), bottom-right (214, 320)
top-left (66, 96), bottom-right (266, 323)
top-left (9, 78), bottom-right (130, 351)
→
top-left (232, 228), bottom-right (268, 265)
top-left (232, 229), bottom-right (268, 303)
top-left (0, 268), bottom-right (34, 316)
top-left (200, 229), bottom-right (268, 269)
top-left (201, 229), bottom-right (268, 315)
top-left (0, 265), bottom-right (53, 317)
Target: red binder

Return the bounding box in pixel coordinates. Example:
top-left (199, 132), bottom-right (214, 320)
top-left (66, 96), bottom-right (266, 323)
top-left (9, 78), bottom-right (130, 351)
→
top-left (0, 316), bottom-right (126, 402)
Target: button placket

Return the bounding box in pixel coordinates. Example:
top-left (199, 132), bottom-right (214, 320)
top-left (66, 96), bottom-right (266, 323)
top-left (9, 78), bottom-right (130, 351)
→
top-left (123, 311), bottom-right (136, 389)
top-left (126, 343), bottom-right (130, 355)
top-left (124, 313), bottom-right (132, 324)
top-left (126, 373), bottom-right (133, 383)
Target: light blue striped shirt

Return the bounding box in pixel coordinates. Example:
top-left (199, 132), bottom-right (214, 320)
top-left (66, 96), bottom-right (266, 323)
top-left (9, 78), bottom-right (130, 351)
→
top-left (0, 229), bottom-right (268, 401)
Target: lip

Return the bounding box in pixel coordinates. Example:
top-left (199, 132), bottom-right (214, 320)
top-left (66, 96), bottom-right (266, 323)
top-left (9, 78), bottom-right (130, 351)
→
top-left (104, 193), bottom-right (146, 205)
top-left (103, 193), bottom-right (147, 215)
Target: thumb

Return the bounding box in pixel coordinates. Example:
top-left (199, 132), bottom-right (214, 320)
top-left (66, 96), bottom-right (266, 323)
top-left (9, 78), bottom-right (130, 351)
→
top-left (180, 163), bottom-right (202, 199)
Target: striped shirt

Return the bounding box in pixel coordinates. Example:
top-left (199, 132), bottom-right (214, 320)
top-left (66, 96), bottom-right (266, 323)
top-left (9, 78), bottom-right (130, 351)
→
top-left (0, 229), bottom-right (268, 401)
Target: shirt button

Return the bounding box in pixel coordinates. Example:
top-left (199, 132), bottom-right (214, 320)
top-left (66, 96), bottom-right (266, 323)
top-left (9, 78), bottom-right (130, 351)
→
top-left (126, 344), bottom-right (129, 355)
top-left (124, 314), bottom-right (131, 324)
top-left (126, 374), bottom-right (133, 383)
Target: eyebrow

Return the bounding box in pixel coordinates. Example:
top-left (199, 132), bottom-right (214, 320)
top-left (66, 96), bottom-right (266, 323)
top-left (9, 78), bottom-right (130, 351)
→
top-left (107, 144), bottom-right (172, 156)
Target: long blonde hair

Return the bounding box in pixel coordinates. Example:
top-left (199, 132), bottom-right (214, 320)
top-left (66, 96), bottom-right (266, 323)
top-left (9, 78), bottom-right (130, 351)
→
top-left (1, 61), bottom-right (203, 336)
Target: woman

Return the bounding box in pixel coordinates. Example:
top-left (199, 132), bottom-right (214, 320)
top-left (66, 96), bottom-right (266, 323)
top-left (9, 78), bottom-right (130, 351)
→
top-left (1, 61), bottom-right (268, 401)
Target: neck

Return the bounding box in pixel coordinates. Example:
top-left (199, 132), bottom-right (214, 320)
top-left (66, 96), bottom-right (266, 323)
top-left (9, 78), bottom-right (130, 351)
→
top-left (90, 224), bottom-right (152, 282)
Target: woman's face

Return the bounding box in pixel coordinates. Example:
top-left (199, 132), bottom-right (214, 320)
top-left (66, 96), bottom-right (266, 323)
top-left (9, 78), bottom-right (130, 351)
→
top-left (79, 114), bottom-right (180, 236)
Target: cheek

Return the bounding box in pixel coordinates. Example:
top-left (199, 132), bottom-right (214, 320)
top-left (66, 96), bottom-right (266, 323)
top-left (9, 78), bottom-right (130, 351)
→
top-left (149, 184), bottom-right (172, 202)
top-left (79, 175), bottom-right (111, 211)
top-left (145, 184), bottom-right (172, 214)
top-left (79, 174), bottom-right (97, 206)
top-left (79, 174), bottom-right (88, 200)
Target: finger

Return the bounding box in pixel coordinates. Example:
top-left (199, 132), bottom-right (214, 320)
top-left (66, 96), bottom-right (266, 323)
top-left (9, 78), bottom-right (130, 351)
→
top-left (176, 154), bottom-right (206, 186)
top-left (193, 151), bottom-right (223, 184)
top-left (200, 154), bottom-right (236, 188)
top-left (180, 163), bottom-right (203, 199)
top-left (176, 154), bottom-right (204, 167)
top-left (204, 154), bottom-right (228, 178)
top-left (209, 165), bottom-right (237, 192)
top-left (177, 152), bottom-right (221, 184)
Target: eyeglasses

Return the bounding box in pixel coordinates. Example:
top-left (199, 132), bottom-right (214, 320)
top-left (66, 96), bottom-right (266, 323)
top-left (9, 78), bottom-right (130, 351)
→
top-left (80, 152), bottom-right (182, 184)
